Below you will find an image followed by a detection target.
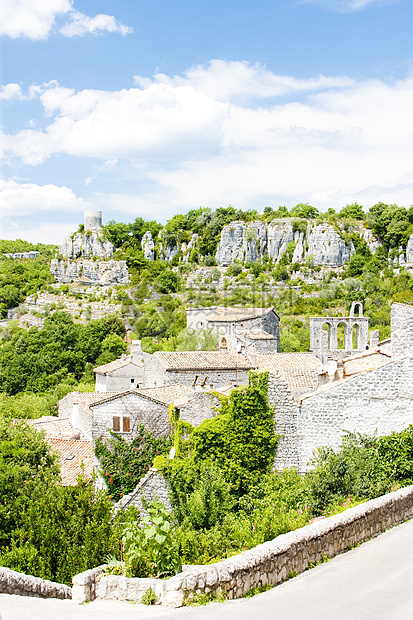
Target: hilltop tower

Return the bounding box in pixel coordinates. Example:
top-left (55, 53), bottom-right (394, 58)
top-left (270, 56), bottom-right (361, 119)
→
top-left (84, 210), bottom-right (102, 231)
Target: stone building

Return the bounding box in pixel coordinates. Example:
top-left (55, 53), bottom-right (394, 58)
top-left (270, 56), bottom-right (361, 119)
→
top-left (93, 341), bottom-right (146, 392)
top-left (58, 383), bottom-right (220, 445)
top-left (143, 350), bottom-right (255, 388)
top-left (310, 301), bottom-right (371, 362)
top-left (273, 302), bottom-right (413, 473)
top-left (186, 306), bottom-right (280, 353)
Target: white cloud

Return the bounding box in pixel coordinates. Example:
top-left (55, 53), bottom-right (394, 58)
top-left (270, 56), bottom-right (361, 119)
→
top-left (0, 179), bottom-right (87, 216)
top-left (0, 0), bottom-right (72, 39)
top-left (3, 61), bottom-right (413, 226)
top-left (0, 83), bottom-right (24, 100)
top-left (145, 60), bottom-right (354, 103)
top-left (0, 0), bottom-right (132, 40)
top-left (60, 11), bottom-right (133, 37)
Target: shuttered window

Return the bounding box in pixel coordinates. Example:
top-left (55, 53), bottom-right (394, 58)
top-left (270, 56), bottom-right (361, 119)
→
top-left (113, 416), bottom-right (120, 432)
top-left (123, 417), bottom-right (131, 433)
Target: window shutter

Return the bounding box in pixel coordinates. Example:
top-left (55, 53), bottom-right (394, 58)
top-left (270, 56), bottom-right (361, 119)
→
top-left (123, 417), bottom-right (131, 433)
top-left (113, 416), bottom-right (120, 432)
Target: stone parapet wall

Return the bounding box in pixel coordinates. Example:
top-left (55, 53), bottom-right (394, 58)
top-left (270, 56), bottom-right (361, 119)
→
top-left (73, 486), bottom-right (413, 607)
top-left (0, 567), bottom-right (71, 599)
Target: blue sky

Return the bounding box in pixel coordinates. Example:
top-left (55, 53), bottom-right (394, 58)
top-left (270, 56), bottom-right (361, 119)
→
top-left (1, 0), bottom-right (413, 243)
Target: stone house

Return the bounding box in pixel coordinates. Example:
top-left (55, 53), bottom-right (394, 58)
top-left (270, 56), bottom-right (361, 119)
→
top-left (93, 341), bottom-right (145, 392)
top-left (59, 384), bottom-right (220, 445)
top-left (186, 306), bottom-right (280, 353)
top-left (273, 302), bottom-right (413, 473)
top-left (143, 350), bottom-right (255, 388)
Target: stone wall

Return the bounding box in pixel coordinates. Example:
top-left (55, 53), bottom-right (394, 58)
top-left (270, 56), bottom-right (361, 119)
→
top-left (73, 486), bottom-right (413, 607)
top-left (91, 392), bottom-right (170, 442)
top-left (143, 356), bottom-right (249, 389)
top-left (268, 373), bottom-right (300, 470)
top-left (298, 354), bottom-right (413, 472)
top-left (113, 468), bottom-right (172, 516)
top-left (391, 302), bottom-right (413, 359)
top-left (0, 567), bottom-right (71, 599)
top-left (178, 390), bottom-right (220, 426)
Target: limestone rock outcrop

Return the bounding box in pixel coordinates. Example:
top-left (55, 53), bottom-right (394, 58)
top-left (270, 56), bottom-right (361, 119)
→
top-left (51, 259), bottom-right (130, 286)
top-left (215, 220), bottom-right (357, 267)
top-left (59, 232), bottom-right (113, 259)
top-left (141, 231), bottom-right (155, 260)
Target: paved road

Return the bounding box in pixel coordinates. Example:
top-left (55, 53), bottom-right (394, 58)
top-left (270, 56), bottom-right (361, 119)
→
top-left (1, 518), bottom-right (413, 620)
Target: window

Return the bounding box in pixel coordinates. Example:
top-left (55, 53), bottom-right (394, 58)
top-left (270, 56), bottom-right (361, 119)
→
top-left (113, 416), bottom-right (131, 433)
top-left (130, 378), bottom-right (135, 384)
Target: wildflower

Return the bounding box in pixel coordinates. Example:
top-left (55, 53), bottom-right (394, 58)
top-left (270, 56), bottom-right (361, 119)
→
top-left (105, 472), bottom-right (109, 476)
top-left (298, 509), bottom-right (302, 515)
top-left (109, 478), bottom-right (113, 483)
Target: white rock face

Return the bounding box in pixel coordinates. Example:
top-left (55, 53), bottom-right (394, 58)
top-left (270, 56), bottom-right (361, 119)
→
top-left (305, 223), bottom-right (354, 267)
top-left (215, 219), bottom-right (359, 267)
top-left (141, 231), bottom-right (155, 260)
top-left (51, 259), bottom-right (130, 285)
top-left (406, 234), bottom-right (413, 264)
top-left (267, 222), bottom-right (294, 261)
top-left (59, 231), bottom-right (113, 259)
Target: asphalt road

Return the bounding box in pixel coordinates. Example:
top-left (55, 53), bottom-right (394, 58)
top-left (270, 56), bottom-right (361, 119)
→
top-left (1, 518), bottom-right (413, 620)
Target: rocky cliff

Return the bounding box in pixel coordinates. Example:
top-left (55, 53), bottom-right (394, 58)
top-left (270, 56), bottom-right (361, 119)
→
top-left (50, 259), bottom-right (130, 286)
top-left (215, 220), bottom-right (358, 267)
top-left (59, 231), bottom-right (113, 260)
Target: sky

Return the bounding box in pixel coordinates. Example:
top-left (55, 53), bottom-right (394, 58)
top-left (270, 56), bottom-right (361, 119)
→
top-left (1, 0), bottom-right (413, 243)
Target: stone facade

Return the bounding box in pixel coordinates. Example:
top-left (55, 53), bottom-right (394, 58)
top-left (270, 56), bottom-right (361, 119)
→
top-left (186, 307), bottom-right (280, 353)
top-left (114, 468), bottom-right (172, 516)
top-left (73, 486), bottom-right (413, 607)
top-left (391, 302), bottom-right (413, 359)
top-left (268, 373), bottom-right (300, 470)
top-left (91, 391), bottom-right (171, 442)
top-left (310, 302), bottom-right (369, 362)
top-left (0, 567), bottom-right (71, 599)
top-left (143, 355), bottom-right (250, 389)
top-left (297, 354), bottom-right (413, 472)
top-left (94, 360), bottom-right (144, 392)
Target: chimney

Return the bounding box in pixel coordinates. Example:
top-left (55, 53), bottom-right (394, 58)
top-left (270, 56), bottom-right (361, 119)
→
top-left (131, 340), bottom-right (144, 364)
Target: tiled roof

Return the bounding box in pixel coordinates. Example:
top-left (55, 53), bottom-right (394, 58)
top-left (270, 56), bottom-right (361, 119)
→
top-left (256, 353), bottom-right (323, 371)
top-left (47, 438), bottom-right (94, 486)
top-left (208, 306), bottom-right (278, 322)
top-left (73, 391), bottom-right (121, 412)
top-left (94, 356), bottom-right (143, 374)
top-left (153, 351), bottom-right (255, 371)
top-left (28, 416), bottom-right (80, 439)
top-left (256, 353), bottom-right (322, 400)
top-left (134, 384), bottom-right (190, 406)
top-left (343, 349), bottom-right (392, 376)
top-left (239, 328), bottom-right (276, 341)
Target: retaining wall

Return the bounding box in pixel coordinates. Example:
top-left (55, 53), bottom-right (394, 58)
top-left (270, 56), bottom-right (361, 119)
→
top-left (72, 485), bottom-right (413, 607)
top-left (0, 567), bottom-right (71, 599)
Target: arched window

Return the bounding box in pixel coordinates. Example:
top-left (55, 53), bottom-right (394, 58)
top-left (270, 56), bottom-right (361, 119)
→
top-left (353, 323), bottom-right (360, 349)
top-left (337, 322), bottom-right (346, 350)
top-left (321, 322), bottom-right (331, 350)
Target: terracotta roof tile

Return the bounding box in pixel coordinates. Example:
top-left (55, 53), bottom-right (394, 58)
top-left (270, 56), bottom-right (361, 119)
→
top-left (28, 416), bottom-right (80, 439)
top-left (154, 351), bottom-right (255, 371)
top-left (256, 353), bottom-right (323, 371)
top-left (208, 307), bottom-right (278, 322)
top-left (134, 384), bottom-right (190, 406)
top-left (94, 356), bottom-right (143, 374)
top-left (73, 391), bottom-right (122, 412)
top-left (46, 438), bottom-right (94, 486)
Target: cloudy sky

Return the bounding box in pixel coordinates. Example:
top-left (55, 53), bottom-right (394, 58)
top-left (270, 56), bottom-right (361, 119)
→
top-left (1, 0), bottom-right (413, 243)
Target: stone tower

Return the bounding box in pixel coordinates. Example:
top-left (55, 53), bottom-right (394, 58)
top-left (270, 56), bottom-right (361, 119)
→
top-left (84, 210), bottom-right (102, 232)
